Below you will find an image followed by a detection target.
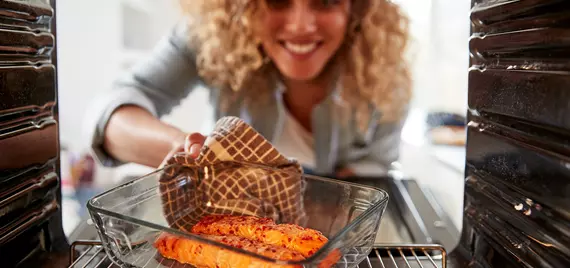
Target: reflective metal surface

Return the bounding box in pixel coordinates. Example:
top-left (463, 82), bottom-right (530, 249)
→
top-left (460, 0), bottom-right (570, 267)
top-left (0, 168), bottom-right (58, 223)
top-left (0, 66), bottom-right (56, 113)
top-left (362, 245), bottom-right (446, 268)
top-left (0, 0), bottom-right (64, 267)
top-left (0, 0), bottom-right (53, 32)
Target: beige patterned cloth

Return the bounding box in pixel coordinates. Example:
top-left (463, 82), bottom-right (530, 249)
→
top-left (159, 116), bottom-right (307, 232)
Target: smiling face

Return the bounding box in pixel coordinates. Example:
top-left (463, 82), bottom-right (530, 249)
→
top-left (256, 0), bottom-right (351, 82)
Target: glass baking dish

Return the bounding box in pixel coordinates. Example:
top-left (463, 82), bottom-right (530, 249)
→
top-left (87, 161), bottom-right (389, 268)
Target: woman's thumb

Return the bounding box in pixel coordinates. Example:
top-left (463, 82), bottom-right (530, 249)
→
top-left (184, 133), bottom-right (206, 158)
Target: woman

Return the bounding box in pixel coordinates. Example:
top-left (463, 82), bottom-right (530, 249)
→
top-left (84, 0), bottom-right (410, 177)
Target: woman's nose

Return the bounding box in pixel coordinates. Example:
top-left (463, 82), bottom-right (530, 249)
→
top-left (284, 5), bottom-right (317, 34)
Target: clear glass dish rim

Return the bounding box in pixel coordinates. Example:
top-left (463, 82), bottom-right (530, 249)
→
top-left (87, 161), bottom-right (389, 265)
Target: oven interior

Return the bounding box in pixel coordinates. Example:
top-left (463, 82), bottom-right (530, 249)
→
top-left (2, 0), bottom-right (570, 268)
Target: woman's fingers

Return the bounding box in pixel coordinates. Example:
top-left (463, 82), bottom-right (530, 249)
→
top-left (159, 133), bottom-right (206, 169)
top-left (184, 132), bottom-right (206, 158)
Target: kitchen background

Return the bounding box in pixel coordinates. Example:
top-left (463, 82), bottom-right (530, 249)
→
top-left (55, 0), bottom-right (471, 243)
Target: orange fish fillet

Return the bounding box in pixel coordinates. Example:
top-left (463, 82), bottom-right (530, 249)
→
top-left (154, 233), bottom-right (304, 268)
top-left (191, 215), bottom-right (328, 257)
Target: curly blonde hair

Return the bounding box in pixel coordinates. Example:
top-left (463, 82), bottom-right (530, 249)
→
top-left (179, 0), bottom-right (411, 127)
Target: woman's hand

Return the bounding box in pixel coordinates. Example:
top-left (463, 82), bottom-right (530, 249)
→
top-left (159, 133), bottom-right (206, 168)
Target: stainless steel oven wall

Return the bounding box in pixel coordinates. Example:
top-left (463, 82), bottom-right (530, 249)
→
top-left (0, 0), bottom-right (65, 266)
top-left (460, 1), bottom-right (570, 267)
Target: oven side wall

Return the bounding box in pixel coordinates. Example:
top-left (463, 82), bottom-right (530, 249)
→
top-left (0, 0), bottom-right (66, 266)
top-left (460, 0), bottom-right (570, 267)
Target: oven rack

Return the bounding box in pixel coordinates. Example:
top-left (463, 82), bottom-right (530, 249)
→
top-left (69, 240), bottom-right (446, 268)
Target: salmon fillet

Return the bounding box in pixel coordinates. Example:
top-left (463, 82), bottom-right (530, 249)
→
top-left (191, 215), bottom-right (328, 257)
top-left (154, 233), bottom-right (303, 268)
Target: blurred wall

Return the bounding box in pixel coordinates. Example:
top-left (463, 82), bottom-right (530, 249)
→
top-left (397, 0), bottom-right (471, 115)
top-left (56, 0), bottom-right (192, 153)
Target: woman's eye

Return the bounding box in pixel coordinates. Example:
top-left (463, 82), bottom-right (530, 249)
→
top-left (265, 0), bottom-right (291, 10)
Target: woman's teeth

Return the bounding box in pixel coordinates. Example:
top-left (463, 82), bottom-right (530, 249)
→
top-left (284, 42), bottom-right (318, 54)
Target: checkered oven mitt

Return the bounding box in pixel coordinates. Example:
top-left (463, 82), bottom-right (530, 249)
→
top-left (158, 116), bottom-right (307, 232)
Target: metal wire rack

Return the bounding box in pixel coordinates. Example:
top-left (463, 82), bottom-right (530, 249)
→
top-left (69, 241), bottom-right (117, 268)
top-left (359, 244), bottom-right (446, 268)
top-left (69, 241), bottom-right (446, 268)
